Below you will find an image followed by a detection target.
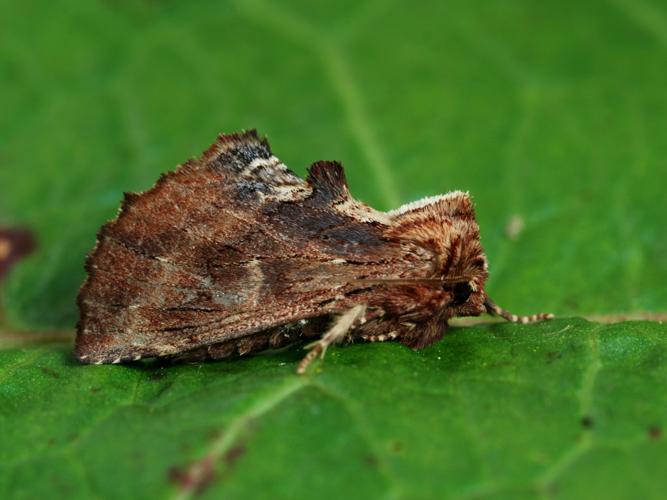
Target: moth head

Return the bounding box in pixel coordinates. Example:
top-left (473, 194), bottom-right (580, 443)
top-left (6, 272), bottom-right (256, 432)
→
top-left (439, 277), bottom-right (486, 317)
top-left (388, 191), bottom-right (489, 315)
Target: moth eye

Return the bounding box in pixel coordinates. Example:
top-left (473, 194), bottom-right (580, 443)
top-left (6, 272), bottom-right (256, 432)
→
top-left (451, 282), bottom-right (472, 306)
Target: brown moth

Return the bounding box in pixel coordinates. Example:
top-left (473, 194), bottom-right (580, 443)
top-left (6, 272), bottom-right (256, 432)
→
top-left (75, 130), bottom-right (552, 373)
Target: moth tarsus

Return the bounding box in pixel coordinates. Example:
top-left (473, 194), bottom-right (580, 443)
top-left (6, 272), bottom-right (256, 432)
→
top-left (75, 129), bottom-right (553, 373)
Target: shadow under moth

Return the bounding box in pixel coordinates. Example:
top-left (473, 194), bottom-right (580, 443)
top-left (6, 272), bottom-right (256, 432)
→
top-left (75, 130), bottom-right (553, 373)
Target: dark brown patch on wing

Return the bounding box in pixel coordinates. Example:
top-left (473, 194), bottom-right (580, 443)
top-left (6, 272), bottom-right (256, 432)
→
top-left (307, 160), bottom-right (349, 203)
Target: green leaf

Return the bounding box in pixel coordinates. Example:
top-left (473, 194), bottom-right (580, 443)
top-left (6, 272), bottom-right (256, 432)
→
top-left (1, 320), bottom-right (666, 499)
top-left (1, 0), bottom-right (666, 498)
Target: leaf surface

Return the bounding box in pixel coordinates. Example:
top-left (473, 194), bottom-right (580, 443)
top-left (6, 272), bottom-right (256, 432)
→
top-left (1, 0), bottom-right (666, 498)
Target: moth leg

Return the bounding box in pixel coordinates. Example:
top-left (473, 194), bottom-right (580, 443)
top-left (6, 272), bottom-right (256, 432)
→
top-left (484, 298), bottom-right (554, 324)
top-left (360, 332), bottom-right (400, 343)
top-left (357, 317), bottom-right (406, 344)
top-left (297, 304), bottom-right (367, 375)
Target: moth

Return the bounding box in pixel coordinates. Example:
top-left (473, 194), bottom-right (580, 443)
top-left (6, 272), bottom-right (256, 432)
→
top-left (75, 130), bottom-right (552, 373)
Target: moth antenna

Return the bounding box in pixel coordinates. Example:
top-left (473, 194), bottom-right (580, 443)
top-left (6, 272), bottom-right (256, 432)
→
top-left (484, 298), bottom-right (554, 324)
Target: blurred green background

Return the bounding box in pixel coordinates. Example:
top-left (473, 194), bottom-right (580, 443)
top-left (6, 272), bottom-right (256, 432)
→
top-left (2, 0), bottom-right (666, 329)
top-left (1, 1), bottom-right (666, 499)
